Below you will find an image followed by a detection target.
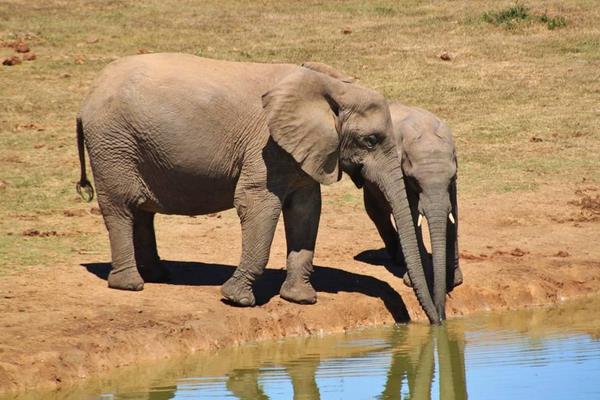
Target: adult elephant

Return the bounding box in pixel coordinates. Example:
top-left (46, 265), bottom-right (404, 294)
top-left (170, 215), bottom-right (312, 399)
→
top-left (362, 103), bottom-right (462, 321)
top-left (76, 54), bottom-right (440, 323)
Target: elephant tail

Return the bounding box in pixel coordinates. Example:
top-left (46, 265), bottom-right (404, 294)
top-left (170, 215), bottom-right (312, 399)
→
top-left (76, 117), bottom-right (95, 202)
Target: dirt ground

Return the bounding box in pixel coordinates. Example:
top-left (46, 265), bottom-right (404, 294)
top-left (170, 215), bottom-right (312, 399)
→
top-left (0, 182), bottom-right (599, 395)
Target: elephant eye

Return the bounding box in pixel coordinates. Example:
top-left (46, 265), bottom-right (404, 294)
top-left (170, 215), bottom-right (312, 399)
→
top-left (363, 134), bottom-right (379, 149)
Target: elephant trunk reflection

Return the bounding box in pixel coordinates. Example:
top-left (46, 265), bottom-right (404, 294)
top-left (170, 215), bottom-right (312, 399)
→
top-left (381, 326), bottom-right (467, 400)
top-left (222, 326), bottom-right (467, 400)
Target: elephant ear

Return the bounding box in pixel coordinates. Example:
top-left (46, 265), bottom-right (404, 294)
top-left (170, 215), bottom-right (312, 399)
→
top-left (301, 62), bottom-right (355, 83)
top-left (262, 69), bottom-right (345, 185)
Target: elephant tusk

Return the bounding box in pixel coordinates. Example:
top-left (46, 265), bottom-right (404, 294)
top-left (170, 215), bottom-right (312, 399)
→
top-left (449, 212), bottom-right (455, 224)
top-left (417, 214), bottom-right (423, 227)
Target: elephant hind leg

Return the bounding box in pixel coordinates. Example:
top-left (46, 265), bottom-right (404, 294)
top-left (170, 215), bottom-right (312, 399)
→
top-left (102, 209), bottom-right (145, 291)
top-left (133, 211), bottom-right (168, 283)
top-left (279, 182), bottom-right (320, 305)
top-left (92, 187), bottom-right (144, 291)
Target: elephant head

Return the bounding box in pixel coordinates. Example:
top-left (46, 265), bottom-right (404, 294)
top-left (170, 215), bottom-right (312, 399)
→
top-left (262, 64), bottom-right (441, 323)
top-left (392, 103), bottom-right (459, 321)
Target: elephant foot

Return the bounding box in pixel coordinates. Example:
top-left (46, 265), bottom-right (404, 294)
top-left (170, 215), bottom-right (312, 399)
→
top-left (280, 278), bottom-right (317, 304)
top-left (221, 274), bottom-right (255, 307)
top-left (402, 271), bottom-right (413, 288)
top-left (138, 260), bottom-right (169, 283)
top-left (452, 267), bottom-right (463, 289)
top-left (108, 266), bottom-right (144, 291)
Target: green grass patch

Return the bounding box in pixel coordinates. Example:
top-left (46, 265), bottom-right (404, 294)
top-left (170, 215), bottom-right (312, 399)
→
top-left (483, 3), bottom-right (568, 30)
top-left (483, 4), bottom-right (529, 27)
top-left (539, 12), bottom-right (568, 30)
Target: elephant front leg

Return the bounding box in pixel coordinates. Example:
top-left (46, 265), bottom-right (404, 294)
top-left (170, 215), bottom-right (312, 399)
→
top-left (221, 192), bottom-right (282, 307)
top-left (363, 186), bottom-right (401, 262)
top-left (285, 356), bottom-right (321, 398)
top-left (280, 183), bottom-right (320, 304)
top-left (448, 239), bottom-right (463, 290)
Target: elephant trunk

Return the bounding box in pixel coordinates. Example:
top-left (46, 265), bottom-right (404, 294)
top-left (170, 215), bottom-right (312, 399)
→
top-left (364, 157), bottom-right (440, 324)
top-left (426, 207), bottom-right (448, 321)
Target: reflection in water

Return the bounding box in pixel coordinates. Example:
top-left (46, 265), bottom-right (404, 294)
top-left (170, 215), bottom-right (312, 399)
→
top-left (379, 326), bottom-right (467, 400)
top-left (98, 325), bottom-right (468, 400)
top-left (6, 298), bottom-right (600, 400)
top-left (221, 325), bottom-right (468, 400)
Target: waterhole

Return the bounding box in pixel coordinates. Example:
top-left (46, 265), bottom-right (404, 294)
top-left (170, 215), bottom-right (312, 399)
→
top-left (7, 297), bottom-right (600, 400)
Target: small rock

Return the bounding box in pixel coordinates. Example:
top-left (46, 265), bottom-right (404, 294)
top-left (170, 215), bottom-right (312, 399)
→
top-left (90, 207), bottom-right (102, 215)
top-left (510, 248), bottom-right (528, 257)
top-left (438, 51), bottom-right (452, 61)
top-left (19, 123), bottom-right (44, 131)
top-left (530, 136), bottom-right (543, 142)
top-left (64, 209), bottom-right (87, 217)
top-left (22, 229), bottom-right (58, 237)
top-left (341, 27), bottom-right (353, 34)
top-left (61, 73), bottom-right (71, 78)
top-left (22, 229), bottom-right (40, 237)
top-left (554, 250), bottom-right (570, 257)
top-left (0, 180), bottom-right (7, 190)
top-left (22, 52), bottom-right (36, 61)
top-left (86, 36), bottom-right (99, 44)
top-left (459, 251), bottom-right (485, 260)
top-left (14, 42), bottom-right (30, 53)
top-left (137, 48), bottom-right (151, 54)
top-left (2, 56), bottom-right (22, 66)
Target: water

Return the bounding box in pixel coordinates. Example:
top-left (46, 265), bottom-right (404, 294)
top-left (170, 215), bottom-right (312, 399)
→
top-left (7, 298), bottom-right (600, 400)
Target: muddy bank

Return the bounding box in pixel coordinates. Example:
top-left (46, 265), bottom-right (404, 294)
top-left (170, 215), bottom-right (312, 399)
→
top-left (0, 185), bottom-right (599, 395)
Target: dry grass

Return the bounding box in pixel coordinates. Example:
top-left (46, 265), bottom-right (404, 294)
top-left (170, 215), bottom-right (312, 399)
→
top-left (0, 0), bottom-right (598, 270)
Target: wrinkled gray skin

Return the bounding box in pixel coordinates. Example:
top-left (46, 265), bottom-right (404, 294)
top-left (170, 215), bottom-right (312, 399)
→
top-left (76, 54), bottom-right (441, 323)
top-left (362, 103), bottom-right (462, 321)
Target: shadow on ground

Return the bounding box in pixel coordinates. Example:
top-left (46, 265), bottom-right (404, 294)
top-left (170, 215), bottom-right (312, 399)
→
top-left (355, 248), bottom-right (435, 293)
top-left (354, 248), bottom-right (405, 279)
top-left (82, 257), bottom-right (409, 322)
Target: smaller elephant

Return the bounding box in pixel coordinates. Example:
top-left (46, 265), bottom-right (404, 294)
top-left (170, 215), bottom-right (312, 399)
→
top-left (362, 103), bottom-right (462, 320)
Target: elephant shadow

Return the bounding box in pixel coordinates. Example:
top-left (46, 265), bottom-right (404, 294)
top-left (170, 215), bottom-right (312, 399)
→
top-left (355, 248), bottom-right (436, 296)
top-left (354, 248), bottom-right (405, 279)
top-left (82, 260), bottom-right (410, 322)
